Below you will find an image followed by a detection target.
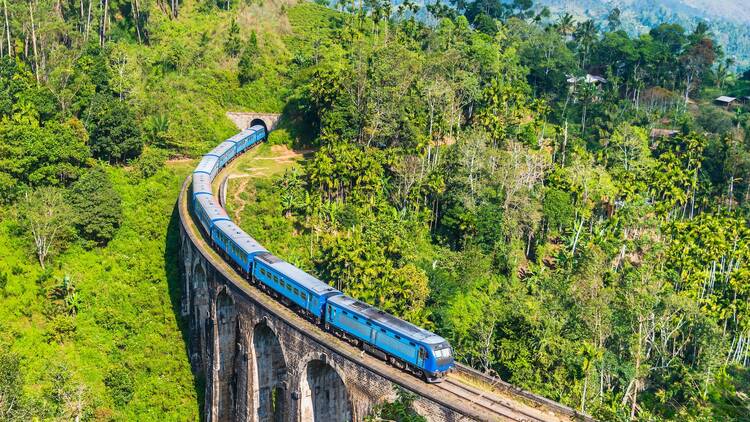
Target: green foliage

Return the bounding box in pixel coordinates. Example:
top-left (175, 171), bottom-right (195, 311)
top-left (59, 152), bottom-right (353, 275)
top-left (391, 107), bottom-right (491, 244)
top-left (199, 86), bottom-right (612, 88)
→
top-left (105, 367), bottom-right (136, 407)
top-left (0, 119), bottom-right (90, 200)
top-left (238, 31), bottom-right (262, 85)
top-left (84, 94), bottom-right (143, 163)
top-left (366, 387), bottom-right (427, 422)
top-left (133, 147), bottom-right (169, 179)
top-left (68, 167), bottom-right (123, 246)
top-left (0, 347), bottom-right (28, 421)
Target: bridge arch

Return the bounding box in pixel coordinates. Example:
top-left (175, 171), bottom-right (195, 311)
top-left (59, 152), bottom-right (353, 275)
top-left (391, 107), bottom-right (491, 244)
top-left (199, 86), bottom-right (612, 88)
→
top-left (252, 321), bottom-right (288, 421)
top-left (191, 262), bottom-right (209, 371)
top-left (299, 358), bottom-right (351, 422)
top-left (215, 289), bottom-right (239, 420)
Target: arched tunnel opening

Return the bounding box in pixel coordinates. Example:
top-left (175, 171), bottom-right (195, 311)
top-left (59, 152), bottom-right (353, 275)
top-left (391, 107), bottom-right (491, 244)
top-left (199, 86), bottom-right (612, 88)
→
top-left (300, 360), bottom-right (351, 422)
top-left (253, 322), bottom-right (287, 422)
top-left (250, 118), bottom-right (268, 139)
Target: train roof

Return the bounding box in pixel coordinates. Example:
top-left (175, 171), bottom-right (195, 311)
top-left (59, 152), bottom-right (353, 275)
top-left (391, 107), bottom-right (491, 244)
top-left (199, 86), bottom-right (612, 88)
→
top-left (196, 194), bottom-right (229, 221)
top-left (195, 155), bottom-right (218, 175)
top-left (227, 128), bottom-right (256, 143)
top-left (328, 295), bottom-right (446, 345)
top-left (214, 220), bottom-right (267, 256)
top-left (208, 141), bottom-right (236, 157)
top-left (192, 173), bottom-right (212, 195)
top-left (256, 253), bottom-right (340, 296)
top-left (248, 124), bottom-right (265, 132)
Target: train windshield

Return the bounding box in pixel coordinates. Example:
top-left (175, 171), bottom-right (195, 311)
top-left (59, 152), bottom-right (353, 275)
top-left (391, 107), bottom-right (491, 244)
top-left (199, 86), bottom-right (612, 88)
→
top-left (434, 347), bottom-right (452, 359)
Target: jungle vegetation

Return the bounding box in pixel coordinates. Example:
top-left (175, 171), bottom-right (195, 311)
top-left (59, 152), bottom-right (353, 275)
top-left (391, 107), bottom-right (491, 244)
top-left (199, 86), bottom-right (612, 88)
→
top-left (1, 0), bottom-right (750, 420)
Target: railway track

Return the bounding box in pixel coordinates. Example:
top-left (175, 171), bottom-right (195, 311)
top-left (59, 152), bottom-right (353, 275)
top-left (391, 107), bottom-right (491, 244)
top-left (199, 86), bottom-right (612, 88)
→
top-left (181, 143), bottom-right (597, 422)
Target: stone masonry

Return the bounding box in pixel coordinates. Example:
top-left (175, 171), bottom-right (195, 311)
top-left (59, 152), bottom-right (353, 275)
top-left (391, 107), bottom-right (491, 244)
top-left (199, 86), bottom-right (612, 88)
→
top-left (178, 197), bottom-right (475, 422)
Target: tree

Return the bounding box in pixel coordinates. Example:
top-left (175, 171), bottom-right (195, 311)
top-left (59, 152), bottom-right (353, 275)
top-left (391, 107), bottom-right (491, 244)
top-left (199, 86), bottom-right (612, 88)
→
top-left (0, 119), bottom-right (90, 193)
top-left (238, 31), bottom-right (261, 85)
top-left (84, 93), bottom-right (142, 163)
top-left (366, 387), bottom-right (426, 422)
top-left (224, 20), bottom-right (242, 57)
top-left (0, 348), bottom-right (28, 421)
top-left (68, 167), bottom-right (123, 245)
top-left (19, 187), bottom-right (74, 269)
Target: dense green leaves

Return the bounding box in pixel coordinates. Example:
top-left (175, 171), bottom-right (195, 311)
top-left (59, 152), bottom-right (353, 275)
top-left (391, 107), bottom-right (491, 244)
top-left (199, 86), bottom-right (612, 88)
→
top-left (68, 167), bottom-right (123, 246)
top-left (84, 94), bottom-right (143, 163)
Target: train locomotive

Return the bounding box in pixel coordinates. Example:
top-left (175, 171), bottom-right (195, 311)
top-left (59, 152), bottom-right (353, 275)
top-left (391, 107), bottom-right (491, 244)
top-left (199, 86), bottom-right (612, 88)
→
top-left (190, 124), bottom-right (454, 382)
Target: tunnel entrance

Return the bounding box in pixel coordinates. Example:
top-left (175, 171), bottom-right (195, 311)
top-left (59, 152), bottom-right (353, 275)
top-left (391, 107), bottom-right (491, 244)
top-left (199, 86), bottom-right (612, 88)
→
top-left (252, 323), bottom-right (287, 422)
top-left (250, 118), bottom-right (268, 139)
top-left (216, 291), bottom-right (238, 420)
top-left (300, 360), bottom-right (351, 422)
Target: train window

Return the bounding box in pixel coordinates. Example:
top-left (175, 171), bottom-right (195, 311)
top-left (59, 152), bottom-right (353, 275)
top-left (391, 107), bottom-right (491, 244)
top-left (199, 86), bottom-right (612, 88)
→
top-left (327, 305), bottom-right (332, 313)
top-left (273, 275), bottom-right (279, 282)
top-left (395, 335), bottom-right (401, 340)
top-left (293, 288), bottom-right (299, 295)
top-left (366, 322), bottom-right (372, 326)
top-left (352, 315), bottom-right (358, 320)
top-left (380, 329), bottom-right (386, 333)
top-left (419, 347), bottom-right (427, 359)
top-left (301, 292), bottom-right (307, 300)
top-left (409, 342), bottom-right (415, 346)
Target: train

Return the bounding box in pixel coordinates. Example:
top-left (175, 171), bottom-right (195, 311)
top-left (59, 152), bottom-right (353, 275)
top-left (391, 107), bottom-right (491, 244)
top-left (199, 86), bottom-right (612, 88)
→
top-left (191, 124), bottom-right (454, 382)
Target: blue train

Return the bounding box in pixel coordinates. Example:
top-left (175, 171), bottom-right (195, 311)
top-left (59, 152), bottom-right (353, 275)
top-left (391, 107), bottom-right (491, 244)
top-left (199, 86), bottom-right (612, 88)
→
top-left (190, 124), bottom-right (454, 382)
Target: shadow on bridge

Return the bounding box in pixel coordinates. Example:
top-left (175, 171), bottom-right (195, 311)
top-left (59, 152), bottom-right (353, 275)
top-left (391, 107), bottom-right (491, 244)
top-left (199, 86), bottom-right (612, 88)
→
top-left (164, 204), bottom-right (207, 421)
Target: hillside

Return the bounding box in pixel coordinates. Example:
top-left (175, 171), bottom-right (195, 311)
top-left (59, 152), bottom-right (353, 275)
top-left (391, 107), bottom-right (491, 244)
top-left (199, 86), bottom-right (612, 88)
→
top-left (537, 0), bottom-right (750, 68)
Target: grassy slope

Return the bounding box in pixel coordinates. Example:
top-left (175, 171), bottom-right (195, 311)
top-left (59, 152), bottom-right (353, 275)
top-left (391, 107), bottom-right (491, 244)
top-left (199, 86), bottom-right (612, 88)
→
top-left (0, 163), bottom-right (199, 420)
top-left (0, 2), bottom-right (348, 419)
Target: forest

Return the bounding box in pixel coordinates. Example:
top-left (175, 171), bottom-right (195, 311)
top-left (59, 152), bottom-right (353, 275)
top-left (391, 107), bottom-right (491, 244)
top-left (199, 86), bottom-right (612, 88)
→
top-left (1, 0), bottom-right (750, 420)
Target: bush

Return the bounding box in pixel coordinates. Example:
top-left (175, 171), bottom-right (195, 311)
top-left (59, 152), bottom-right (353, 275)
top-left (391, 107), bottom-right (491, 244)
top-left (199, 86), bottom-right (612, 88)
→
top-left (68, 167), bottom-right (123, 245)
top-left (133, 147), bottom-right (168, 179)
top-left (84, 94), bottom-right (143, 164)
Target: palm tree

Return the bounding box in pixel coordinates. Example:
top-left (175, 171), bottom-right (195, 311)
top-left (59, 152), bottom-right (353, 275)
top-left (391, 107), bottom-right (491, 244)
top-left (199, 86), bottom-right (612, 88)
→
top-left (574, 19), bottom-right (598, 69)
top-left (555, 13), bottom-right (575, 38)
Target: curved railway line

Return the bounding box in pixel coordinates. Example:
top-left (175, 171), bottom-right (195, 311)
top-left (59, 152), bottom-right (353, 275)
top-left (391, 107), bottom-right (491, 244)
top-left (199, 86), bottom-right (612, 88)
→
top-left (179, 131), bottom-right (596, 422)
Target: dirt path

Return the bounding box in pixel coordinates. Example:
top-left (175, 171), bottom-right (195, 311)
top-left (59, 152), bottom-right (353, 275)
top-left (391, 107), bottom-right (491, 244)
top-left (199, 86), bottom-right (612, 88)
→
top-left (230, 176), bottom-right (253, 224)
top-left (226, 144), bottom-right (314, 224)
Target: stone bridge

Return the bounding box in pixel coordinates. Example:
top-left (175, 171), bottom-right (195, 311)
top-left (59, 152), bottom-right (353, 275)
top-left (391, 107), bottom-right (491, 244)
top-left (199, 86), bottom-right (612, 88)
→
top-left (176, 115), bottom-right (595, 422)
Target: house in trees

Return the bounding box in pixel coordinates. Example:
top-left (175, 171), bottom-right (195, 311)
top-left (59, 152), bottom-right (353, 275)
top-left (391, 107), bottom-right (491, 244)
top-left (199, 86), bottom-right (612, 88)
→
top-left (650, 128), bottom-right (679, 139)
top-left (714, 96), bottom-right (738, 109)
top-left (566, 74), bottom-right (608, 86)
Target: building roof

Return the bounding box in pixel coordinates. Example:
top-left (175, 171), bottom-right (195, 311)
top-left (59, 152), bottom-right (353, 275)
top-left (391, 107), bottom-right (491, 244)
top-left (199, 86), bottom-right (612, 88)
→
top-left (567, 74), bottom-right (608, 84)
top-left (715, 96), bottom-right (737, 103)
top-left (650, 128), bottom-right (679, 138)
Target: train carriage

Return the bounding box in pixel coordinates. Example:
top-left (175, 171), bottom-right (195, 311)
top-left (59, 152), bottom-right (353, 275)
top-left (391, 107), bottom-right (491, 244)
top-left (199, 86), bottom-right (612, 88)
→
top-left (229, 128), bottom-right (255, 152)
top-left (195, 155), bottom-right (220, 180)
top-left (212, 220), bottom-right (267, 274)
top-left (194, 194), bottom-right (230, 235)
top-left (326, 295), bottom-right (454, 382)
top-left (253, 253), bottom-right (341, 319)
top-left (209, 141), bottom-right (238, 169)
top-left (192, 173), bottom-right (212, 199)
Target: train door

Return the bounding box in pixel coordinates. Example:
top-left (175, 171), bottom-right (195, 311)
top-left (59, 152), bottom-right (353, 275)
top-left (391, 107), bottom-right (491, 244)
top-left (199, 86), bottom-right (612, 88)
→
top-left (417, 346), bottom-right (427, 368)
top-left (369, 325), bottom-right (377, 344)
